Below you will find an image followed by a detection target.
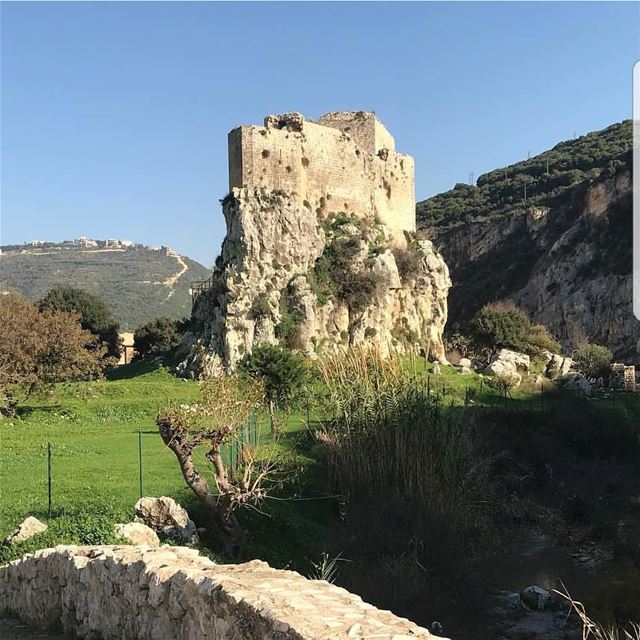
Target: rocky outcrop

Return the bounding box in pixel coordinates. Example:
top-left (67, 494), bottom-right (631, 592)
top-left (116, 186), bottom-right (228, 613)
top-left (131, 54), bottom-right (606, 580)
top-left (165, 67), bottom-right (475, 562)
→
top-left (418, 121), bottom-right (638, 362)
top-left (1, 517), bottom-right (47, 547)
top-left (0, 545), bottom-right (438, 640)
top-left (134, 497), bottom-right (198, 544)
top-left (484, 349), bottom-right (530, 386)
top-left (184, 187), bottom-right (450, 374)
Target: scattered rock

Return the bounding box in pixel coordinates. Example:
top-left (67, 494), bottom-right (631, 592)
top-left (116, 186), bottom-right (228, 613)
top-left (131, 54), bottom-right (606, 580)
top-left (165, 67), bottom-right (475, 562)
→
top-left (114, 522), bottom-right (160, 546)
top-left (484, 349), bottom-right (530, 384)
top-left (520, 585), bottom-right (551, 610)
top-left (560, 372), bottom-right (591, 397)
top-left (496, 590), bottom-right (522, 611)
top-left (134, 496), bottom-right (199, 544)
top-left (543, 352), bottom-right (573, 379)
top-left (2, 517), bottom-right (47, 546)
top-left (432, 362), bottom-right (442, 375)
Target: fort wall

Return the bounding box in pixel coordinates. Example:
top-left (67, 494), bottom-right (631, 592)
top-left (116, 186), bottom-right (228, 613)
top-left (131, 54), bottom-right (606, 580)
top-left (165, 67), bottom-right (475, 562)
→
top-left (228, 111), bottom-right (415, 234)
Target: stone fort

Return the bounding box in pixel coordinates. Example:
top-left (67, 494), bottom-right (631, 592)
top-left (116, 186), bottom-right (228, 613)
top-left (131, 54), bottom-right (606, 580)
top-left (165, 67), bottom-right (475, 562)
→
top-left (228, 111), bottom-right (416, 234)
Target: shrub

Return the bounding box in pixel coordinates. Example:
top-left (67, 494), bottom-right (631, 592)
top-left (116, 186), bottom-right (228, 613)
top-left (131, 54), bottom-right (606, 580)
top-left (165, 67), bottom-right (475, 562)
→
top-left (39, 286), bottom-right (121, 362)
top-left (249, 295), bottom-right (271, 320)
top-left (527, 323), bottom-right (561, 354)
top-left (133, 317), bottom-right (185, 360)
top-left (391, 246), bottom-right (423, 282)
top-left (469, 302), bottom-right (531, 354)
top-left (0, 293), bottom-right (104, 414)
top-left (573, 344), bottom-right (613, 380)
top-left (239, 344), bottom-right (308, 434)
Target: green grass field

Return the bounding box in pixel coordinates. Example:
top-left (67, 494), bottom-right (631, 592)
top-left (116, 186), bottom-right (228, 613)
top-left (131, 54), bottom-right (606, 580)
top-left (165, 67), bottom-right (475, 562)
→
top-left (0, 361), bottom-right (334, 568)
top-left (1, 359), bottom-right (638, 569)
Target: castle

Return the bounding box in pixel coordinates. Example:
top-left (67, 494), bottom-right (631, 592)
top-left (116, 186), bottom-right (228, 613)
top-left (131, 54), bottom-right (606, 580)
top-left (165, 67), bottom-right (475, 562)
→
top-left (228, 111), bottom-right (416, 235)
top-left (185, 110), bottom-right (450, 373)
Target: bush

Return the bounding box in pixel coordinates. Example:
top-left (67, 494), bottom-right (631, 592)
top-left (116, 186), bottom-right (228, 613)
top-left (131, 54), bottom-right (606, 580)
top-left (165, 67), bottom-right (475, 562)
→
top-left (470, 302), bottom-right (531, 354)
top-left (39, 286), bottom-right (121, 362)
top-left (391, 246), bottom-right (423, 282)
top-left (527, 323), bottom-right (561, 354)
top-left (0, 293), bottom-right (104, 414)
top-left (239, 345), bottom-right (308, 434)
top-left (133, 317), bottom-right (186, 360)
top-left (573, 344), bottom-right (613, 380)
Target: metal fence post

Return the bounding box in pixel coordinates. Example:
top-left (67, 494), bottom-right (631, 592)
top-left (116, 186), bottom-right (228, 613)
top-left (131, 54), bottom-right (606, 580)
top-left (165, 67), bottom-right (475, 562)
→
top-left (47, 442), bottom-right (52, 518)
top-left (138, 430), bottom-right (143, 499)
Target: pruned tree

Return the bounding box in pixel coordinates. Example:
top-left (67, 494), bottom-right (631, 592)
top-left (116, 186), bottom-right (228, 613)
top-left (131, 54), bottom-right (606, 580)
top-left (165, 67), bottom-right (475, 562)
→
top-left (156, 374), bottom-right (270, 558)
top-left (0, 293), bottom-right (105, 415)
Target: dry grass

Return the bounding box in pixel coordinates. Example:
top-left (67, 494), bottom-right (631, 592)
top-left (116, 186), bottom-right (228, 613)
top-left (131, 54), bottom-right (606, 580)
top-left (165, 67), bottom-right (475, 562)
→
top-left (316, 345), bottom-right (494, 535)
top-left (554, 585), bottom-right (640, 640)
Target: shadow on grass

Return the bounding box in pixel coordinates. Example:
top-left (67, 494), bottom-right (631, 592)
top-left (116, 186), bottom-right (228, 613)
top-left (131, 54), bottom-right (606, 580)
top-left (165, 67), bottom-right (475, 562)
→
top-left (106, 359), bottom-right (163, 381)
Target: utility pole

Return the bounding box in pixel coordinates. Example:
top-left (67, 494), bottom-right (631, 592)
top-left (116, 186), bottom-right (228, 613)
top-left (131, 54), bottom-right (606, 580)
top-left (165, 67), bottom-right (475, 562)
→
top-left (469, 172), bottom-right (474, 185)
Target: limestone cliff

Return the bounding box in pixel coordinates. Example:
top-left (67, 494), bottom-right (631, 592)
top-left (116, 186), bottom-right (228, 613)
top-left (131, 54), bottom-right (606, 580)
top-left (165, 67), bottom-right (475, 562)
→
top-left (185, 187), bottom-right (450, 374)
top-left (417, 121), bottom-right (638, 360)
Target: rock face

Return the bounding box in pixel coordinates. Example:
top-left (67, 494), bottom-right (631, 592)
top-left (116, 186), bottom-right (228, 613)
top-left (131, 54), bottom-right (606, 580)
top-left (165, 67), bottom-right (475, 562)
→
top-left (0, 545), bottom-right (437, 640)
top-left (1, 517), bottom-right (47, 546)
top-left (115, 522), bottom-right (160, 547)
top-left (184, 112), bottom-right (450, 374)
top-left (134, 497), bottom-right (198, 544)
top-left (417, 122), bottom-right (639, 361)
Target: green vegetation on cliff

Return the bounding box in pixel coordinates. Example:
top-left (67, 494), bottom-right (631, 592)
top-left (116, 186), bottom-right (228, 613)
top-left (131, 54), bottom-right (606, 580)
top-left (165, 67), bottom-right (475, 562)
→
top-left (417, 120), bottom-right (631, 230)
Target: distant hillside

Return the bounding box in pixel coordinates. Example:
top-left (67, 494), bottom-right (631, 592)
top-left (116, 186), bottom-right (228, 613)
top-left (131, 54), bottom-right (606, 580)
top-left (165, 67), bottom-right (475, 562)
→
top-left (0, 240), bottom-right (212, 330)
top-left (417, 120), bottom-right (639, 360)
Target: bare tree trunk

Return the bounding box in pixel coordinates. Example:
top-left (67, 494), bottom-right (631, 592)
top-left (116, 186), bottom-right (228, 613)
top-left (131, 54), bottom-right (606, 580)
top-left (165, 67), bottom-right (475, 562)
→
top-left (158, 419), bottom-right (246, 558)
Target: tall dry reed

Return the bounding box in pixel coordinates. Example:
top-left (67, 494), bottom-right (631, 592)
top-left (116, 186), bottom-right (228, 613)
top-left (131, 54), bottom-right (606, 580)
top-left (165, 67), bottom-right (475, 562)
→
top-left (317, 346), bottom-right (494, 534)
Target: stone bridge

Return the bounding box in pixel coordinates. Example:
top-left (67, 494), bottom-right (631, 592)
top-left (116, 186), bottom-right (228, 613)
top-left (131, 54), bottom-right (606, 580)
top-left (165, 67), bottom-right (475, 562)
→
top-left (0, 545), bottom-right (439, 640)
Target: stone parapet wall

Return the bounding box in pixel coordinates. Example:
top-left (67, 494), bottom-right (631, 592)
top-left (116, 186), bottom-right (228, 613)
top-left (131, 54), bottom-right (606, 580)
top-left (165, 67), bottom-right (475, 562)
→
top-left (0, 545), bottom-right (437, 640)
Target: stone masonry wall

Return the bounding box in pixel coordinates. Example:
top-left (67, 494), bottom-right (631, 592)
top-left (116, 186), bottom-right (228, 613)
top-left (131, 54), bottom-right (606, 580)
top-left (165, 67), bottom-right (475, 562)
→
top-left (0, 545), bottom-right (438, 640)
top-left (228, 112), bottom-right (415, 236)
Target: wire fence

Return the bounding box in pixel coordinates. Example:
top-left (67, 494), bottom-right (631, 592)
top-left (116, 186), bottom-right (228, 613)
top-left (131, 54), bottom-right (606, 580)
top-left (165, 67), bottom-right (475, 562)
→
top-left (8, 382), bottom-right (634, 525)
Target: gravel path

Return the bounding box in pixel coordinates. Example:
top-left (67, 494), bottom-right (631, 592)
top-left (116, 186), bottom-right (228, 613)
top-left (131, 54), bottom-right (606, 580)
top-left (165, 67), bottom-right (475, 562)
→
top-left (0, 619), bottom-right (72, 639)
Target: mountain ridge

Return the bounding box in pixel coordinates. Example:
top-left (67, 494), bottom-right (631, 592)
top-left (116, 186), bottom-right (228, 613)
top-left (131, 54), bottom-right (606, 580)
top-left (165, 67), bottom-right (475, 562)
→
top-left (0, 239), bottom-right (212, 330)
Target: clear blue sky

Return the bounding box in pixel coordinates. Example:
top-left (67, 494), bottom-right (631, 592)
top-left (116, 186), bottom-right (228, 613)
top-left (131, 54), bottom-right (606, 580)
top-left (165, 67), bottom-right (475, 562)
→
top-left (2, 2), bottom-right (638, 266)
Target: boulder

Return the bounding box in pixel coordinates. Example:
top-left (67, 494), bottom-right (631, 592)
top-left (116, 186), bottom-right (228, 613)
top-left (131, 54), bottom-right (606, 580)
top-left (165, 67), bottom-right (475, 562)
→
top-left (458, 357), bottom-right (472, 369)
top-left (114, 522), bottom-right (160, 546)
top-left (484, 350), bottom-right (530, 383)
top-left (561, 372), bottom-right (591, 397)
top-left (134, 497), bottom-right (199, 544)
top-left (460, 366), bottom-right (472, 375)
top-left (496, 591), bottom-right (522, 611)
top-left (493, 349), bottom-right (530, 372)
top-left (520, 585), bottom-right (551, 610)
top-left (2, 517), bottom-right (47, 546)
top-left (544, 352), bottom-right (573, 379)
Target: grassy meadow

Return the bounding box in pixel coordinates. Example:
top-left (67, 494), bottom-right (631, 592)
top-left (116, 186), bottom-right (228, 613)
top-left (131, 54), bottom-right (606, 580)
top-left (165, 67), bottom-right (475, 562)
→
top-left (1, 355), bottom-right (640, 635)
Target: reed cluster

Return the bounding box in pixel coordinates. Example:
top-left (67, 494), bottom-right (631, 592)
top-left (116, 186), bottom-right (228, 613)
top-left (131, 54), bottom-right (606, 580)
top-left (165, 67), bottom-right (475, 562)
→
top-left (317, 346), bottom-right (493, 533)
